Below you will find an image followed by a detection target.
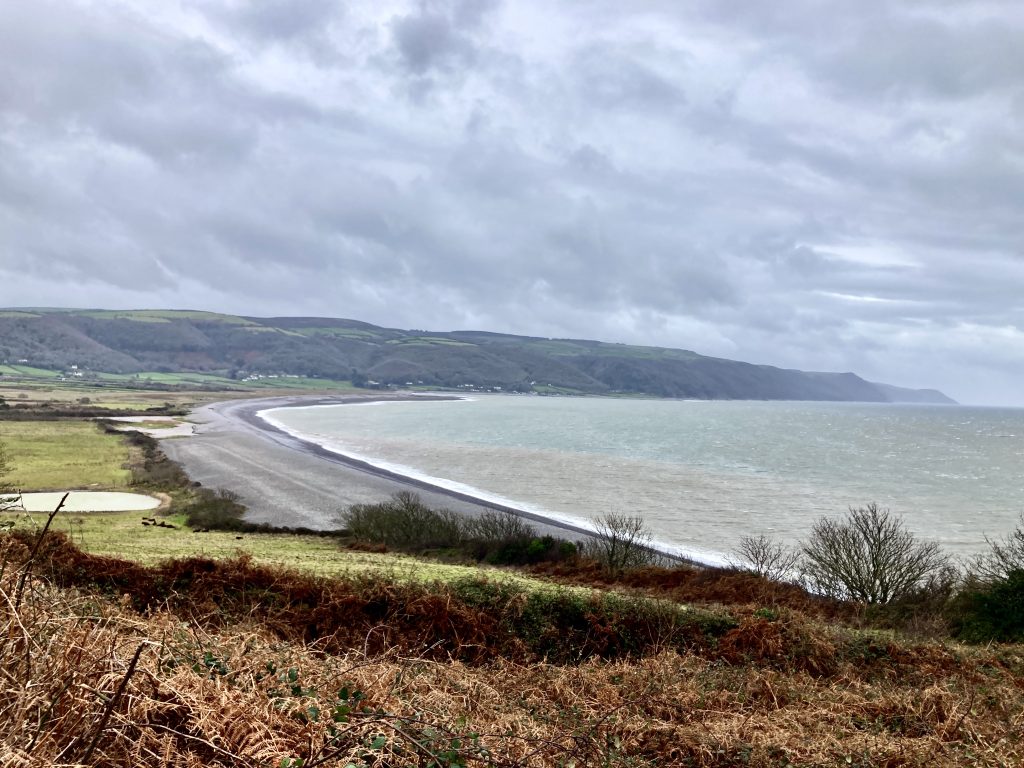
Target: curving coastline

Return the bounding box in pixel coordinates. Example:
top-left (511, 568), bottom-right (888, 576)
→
top-left (162, 393), bottom-right (699, 561)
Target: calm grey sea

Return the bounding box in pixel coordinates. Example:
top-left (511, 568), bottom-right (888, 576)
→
top-left (263, 396), bottom-right (1024, 565)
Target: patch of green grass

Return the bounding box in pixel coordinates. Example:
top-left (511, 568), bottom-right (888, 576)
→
top-left (78, 309), bottom-right (256, 325)
top-left (0, 420), bottom-right (131, 490)
top-left (5, 509), bottom-right (558, 586)
top-left (385, 337), bottom-right (476, 347)
top-left (242, 377), bottom-right (359, 391)
top-left (86, 370), bottom-right (242, 387)
top-left (79, 311), bottom-right (171, 323)
top-left (0, 365), bottom-right (61, 377)
top-left (132, 372), bottom-right (234, 385)
top-left (238, 326), bottom-right (305, 336)
top-left (296, 327), bottom-right (384, 339)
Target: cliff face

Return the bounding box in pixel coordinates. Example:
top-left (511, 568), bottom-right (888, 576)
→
top-left (0, 309), bottom-right (955, 403)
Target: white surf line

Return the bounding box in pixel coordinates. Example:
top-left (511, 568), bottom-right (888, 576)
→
top-left (257, 401), bottom-right (725, 567)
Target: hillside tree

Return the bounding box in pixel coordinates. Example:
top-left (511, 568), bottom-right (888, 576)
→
top-left (585, 513), bottom-right (655, 577)
top-left (800, 503), bottom-right (949, 604)
top-left (732, 534), bottom-right (801, 582)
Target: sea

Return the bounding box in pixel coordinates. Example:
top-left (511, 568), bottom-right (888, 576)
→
top-left (261, 395), bottom-right (1024, 566)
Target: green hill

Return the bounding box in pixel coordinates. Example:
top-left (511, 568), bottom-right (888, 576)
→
top-left (0, 308), bottom-right (955, 403)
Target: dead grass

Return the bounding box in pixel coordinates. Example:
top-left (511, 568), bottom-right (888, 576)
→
top-left (10, 531), bottom-right (731, 665)
top-left (2, 529), bottom-right (1023, 767)
top-left (529, 558), bottom-right (857, 623)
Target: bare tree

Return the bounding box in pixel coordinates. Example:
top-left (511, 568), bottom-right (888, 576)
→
top-left (971, 513), bottom-right (1024, 583)
top-left (731, 534), bottom-right (800, 582)
top-left (584, 513), bottom-right (654, 577)
top-left (800, 503), bottom-right (950, 604)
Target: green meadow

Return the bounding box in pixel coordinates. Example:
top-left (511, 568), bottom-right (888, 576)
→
top-left (0, 420), bottom-right (132, 490)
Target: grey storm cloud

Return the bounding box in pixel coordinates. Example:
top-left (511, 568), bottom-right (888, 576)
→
top-left (1, 0), bottom-right (1023, 404)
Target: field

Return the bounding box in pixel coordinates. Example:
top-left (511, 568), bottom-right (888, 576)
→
top-left (0, 379), bottom-right (227, 411)
top-left (0, 370), bottom-right (358, 411)
top-left (76, 308), bottom-right (258, 324)
top-left (0, 420), bottom-right (132, 489)
top-left (6, 507), bottom-right (554, 587)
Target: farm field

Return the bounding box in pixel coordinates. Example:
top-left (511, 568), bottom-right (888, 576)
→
top-left (0, 420), bottom-right (132, 489)
top-left (0, 369), bottom-right (358, 411)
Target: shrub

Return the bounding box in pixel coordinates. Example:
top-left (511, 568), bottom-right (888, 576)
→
top-left (448, 576), bottom-right (736, 662)
top-left (582, 513), bottom-right (655, 577)
top-left (800, 503), bottom-right (950, 605)
top-left (183, 489), bottom-right (248, 531)
top-left (121, 430), bottom-right (189, 489)
top-left (340, 494), bottom-right (579, 564)
top-left (950, 569), bottom-right (1024, 643)
top-left (480, 534), bottom-right (577, 566)
top-left (971, 513), bottom-right (1024, 583)
top-left (949, 516), bottom-right (1024, 643)
top-left (341, 491), bottom-right (466, 550)
top-left (460, 510), bottom-right (577, 565)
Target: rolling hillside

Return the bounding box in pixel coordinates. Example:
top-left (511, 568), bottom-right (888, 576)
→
top-left (0, 309), bottom-right (955, 403)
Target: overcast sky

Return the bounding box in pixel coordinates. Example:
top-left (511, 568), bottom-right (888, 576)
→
top-left (1, 1), bottom-right (1023, 405)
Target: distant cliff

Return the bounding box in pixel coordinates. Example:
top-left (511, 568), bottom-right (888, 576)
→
top-left (869, 382), bottom-right (957, 405)
top-left (0, 309), bottom-right (956, 403)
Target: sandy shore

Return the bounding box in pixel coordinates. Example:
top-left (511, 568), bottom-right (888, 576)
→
top-left (160, 394), bottom-right (610, 544)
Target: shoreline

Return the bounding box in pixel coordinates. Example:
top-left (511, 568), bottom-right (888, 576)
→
top-left (170, 393), bottom-right (699, 566)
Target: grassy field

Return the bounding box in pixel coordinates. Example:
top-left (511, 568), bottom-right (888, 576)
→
top-left (0, 415), bottom-right (560, 587)
top-left (0, 420), bottom-right (132, 490)
top-left (0, 381), bottom-right (225, 411)
top-left (0, 364), bottom-right (63, 377)
top-left (76, 309), bottom-right (257, 324)
top-left (0, 374), bottom-right (358, 409)
top-left (5, 507), bottom-right (559, 588)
